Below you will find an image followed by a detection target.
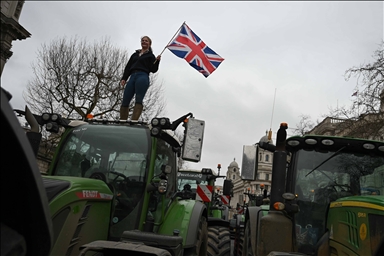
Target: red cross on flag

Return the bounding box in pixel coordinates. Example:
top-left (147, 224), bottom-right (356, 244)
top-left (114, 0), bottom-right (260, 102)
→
top-left (196, 184), bottom-right (213, 202)
top-left (167, 22), bottom-right (224, 78)
top-left (221, 195), bottom-right (230, 205)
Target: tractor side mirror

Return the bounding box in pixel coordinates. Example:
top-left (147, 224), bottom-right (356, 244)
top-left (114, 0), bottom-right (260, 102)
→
top-left (223, 179), bottom-right (233, 196)
top-left (182, 118), bottom-right (205, 162)
top-left (241, 145), bottom-right (259, 180)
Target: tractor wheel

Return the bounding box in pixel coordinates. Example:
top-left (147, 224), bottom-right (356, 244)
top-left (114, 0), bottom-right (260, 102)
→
top-left (207, 226), bottom-right (231, 256)
top-left (184, 216), bottom-right (208, 256)
top-left (242, 220), bottom-right (253, 256)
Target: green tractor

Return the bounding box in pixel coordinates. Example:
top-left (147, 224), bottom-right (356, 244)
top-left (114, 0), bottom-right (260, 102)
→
top-left (231, 186), bottom-right (269, 256)
top-left (17, 106), bottom-right (210, 256)
top-left (177, 166), bottom-right (232, 256)
top-left (241, 122), bottom-right (384, 256)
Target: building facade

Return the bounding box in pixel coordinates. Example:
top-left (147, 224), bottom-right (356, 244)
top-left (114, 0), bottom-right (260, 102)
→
top-left (1, 0), bottom-right (30, 75)
top-left (307, 89), bottom-right (384, 141)
top-left (226, 132), bottom-right (274, 218)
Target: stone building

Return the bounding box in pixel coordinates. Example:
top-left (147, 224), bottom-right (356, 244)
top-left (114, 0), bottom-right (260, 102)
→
top-left (226, 131), bottom-right (274, 218)
top-left (307, 89), bottom-right (384, 141)
top-left (1, 1), bottom-right (30, 75)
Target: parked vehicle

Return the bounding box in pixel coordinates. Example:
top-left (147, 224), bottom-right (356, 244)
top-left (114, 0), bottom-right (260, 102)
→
top-left (17, 104), bottom-right (209, 255)
top-left (1, 88), bottom-right (53, 256)
top-left (177, 166), bottom-right (232, 255)
top-left (242, 123), bottom-right (384, 256)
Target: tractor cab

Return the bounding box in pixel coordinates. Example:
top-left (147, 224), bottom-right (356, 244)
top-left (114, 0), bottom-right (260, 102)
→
top-left (49, 123), bottom-right (179, 238)
top-left (286, 136), bottom-right (384, 254)
top-left (241, 123), bottom-right (384, 256)
top-left (17, 108), bottom-right (211, 255)
top-left (177, 168), bottom-right (216, 196)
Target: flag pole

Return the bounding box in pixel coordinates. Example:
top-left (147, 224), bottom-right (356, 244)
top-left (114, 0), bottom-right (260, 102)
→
top-left (268, 88), bottom-right (277, 141)
top-left (154, 21), bottom-right (186, 64)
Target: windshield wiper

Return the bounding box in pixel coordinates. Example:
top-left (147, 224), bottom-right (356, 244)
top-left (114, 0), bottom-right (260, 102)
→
top-left (305, 146), bottom-right (347, 177)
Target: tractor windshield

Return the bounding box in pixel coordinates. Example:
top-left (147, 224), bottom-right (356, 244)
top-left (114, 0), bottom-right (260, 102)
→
top-left (293, 149), bottom-right (384, 253)
top-left (53, 124), bottom-right (150, 180)
top-left (52, 124), bottom-right (150, 224)
top-left (177, 172), bottom-right (209, 192)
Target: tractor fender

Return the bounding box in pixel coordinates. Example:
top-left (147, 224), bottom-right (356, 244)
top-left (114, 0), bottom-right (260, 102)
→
top-left (185, 200), bottom-right (207, 247)
top-left (158, 199), bottom-right (207, 248)
top-left (245, 206), bottom-right (263, 255)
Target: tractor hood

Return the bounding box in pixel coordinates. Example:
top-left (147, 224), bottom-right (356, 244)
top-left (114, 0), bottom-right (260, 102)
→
top-left (330, 195), bottom-right (384, 210)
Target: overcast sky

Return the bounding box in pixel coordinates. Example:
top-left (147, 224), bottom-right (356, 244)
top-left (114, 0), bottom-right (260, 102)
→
top-left (2, 1), bottom-right (383, 179)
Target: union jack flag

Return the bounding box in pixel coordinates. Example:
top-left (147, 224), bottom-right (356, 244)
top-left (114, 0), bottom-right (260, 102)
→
top-left (167, 23), bottom-right (224, 78)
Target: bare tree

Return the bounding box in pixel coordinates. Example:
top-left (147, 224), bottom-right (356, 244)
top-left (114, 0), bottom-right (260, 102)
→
top-left (24, 35), bottom-right (166, 121)
top-left (345, 41), bottom-right (384, 115)
top-left (293, 114), bottom-right (316, 136)
top-left (327, 41), bottom-right (384, 139)
top-left (22, 36), bottom-right (167, 171)
top-left (296, 41), bottom-right (383, 140)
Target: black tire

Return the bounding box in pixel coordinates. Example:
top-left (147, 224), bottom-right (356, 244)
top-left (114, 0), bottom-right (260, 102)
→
top-left (207, 226), bottom-right (231, 256)
top-left (184, 216), bottom-right (208, 256)
top-left (242, 220), bottom-right (253, 256)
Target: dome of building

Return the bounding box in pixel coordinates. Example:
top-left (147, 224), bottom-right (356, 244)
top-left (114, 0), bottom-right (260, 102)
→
top-left (258, 130), bottom-right (274, 145)
top-left (229, 158), bottom-right (238, 168)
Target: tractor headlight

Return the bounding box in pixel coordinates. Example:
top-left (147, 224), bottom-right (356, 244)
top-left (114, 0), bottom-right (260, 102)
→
top-left (151, 118), bottom-right (159, 126)
top-left (363, 143), bottom-right (375, 150)
top-left (42, 113), bottom-right (50, 121)
top-left (160, 118), bottom-right (167, 125)
top-left (305, 138), bottom-right (317, 145)
top-left (151, 127), bottom-right (160, 136)
top-left (202, 168), bottom-right (213, 174)
top-left (287, 140), bottom-right (300, 146)
top-left (321, 139), bottom-right (334, 146)
top-left (158, 179), bottom-right (168, 194)
top-left (51, 113), bottom-right (59, 121)
top-left (282, 193), bottom-right (296, 201)
top-left (46, 122), bottom-right (59, 133)
top-left (151, 117), bottom-right (170, 128)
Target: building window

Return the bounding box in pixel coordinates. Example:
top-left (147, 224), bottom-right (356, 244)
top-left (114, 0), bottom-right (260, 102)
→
top-left (266, 174), bottom-right (270, 181)
top-left (233, 174), bottom-right (236, 180)
top-left (265, 154), bottom-right (269, 162)
top-left (259, 153), bottom-right (262, 161)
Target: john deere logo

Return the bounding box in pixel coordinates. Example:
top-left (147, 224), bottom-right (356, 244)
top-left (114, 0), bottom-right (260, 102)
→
top-left (359, 223), bottom-right (367, 241)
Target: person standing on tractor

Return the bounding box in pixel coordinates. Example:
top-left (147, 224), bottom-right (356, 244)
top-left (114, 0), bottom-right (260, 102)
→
top-left (120, 36), bottom-right (161, 121)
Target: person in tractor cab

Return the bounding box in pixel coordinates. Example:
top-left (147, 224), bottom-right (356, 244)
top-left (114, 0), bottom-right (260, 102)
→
top-left (120, 36), bottom-right (161, 121)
